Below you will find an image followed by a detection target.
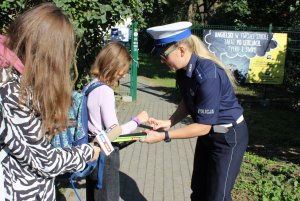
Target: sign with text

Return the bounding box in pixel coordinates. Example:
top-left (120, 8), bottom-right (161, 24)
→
top-left (111, 27), bottom-right (130, 42)
top-left (203, 30), bottom-right (288, 84)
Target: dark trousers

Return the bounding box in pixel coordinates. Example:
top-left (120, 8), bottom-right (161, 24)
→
top-left (191, 121), bottom-right (248, 201)
top-left (86, 147), bottom-right (120, 201)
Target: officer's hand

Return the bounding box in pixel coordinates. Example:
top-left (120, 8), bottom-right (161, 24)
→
top-left (140, 130), bottom-right (165, 144)
top-left (148, 117), bottom-right (171, 130)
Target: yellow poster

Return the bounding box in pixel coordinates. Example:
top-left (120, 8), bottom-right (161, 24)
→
top-left (247, 33), bottom-right (288, 84)
top-left (203, 30), bottom-right (288, 84)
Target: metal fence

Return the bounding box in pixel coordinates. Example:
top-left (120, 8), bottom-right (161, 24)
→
top-left (114, 43), bottom-right (132, 101)
top-left (192, 25), bottom-right (300, 103)
top-left (115, 25), bottom-right (300, 100)
top-left (114, 22), bottom-right (138, 102)
top-left (191, 24), bottom-right (300, 53)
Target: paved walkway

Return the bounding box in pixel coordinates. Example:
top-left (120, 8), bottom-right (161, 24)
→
top-left (58, 76), bottom-right (196, 201)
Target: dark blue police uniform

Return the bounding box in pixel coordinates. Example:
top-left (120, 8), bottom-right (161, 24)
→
top-left (176, 53), bottom-right (249, 201)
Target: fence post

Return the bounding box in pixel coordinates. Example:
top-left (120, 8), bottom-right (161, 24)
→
top-left (130, 22), bottom-right (138, 101)
top-left (268, 23), bottom-right (273, 33)
top-left (260, 23), bottom-right (273, 107)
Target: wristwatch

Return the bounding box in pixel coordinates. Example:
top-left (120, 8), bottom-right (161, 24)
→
top-left (164, 131), bottom-right (171, 143)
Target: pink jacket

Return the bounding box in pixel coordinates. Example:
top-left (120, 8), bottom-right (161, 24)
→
top-left (0, 35), bottom-right (24, 73)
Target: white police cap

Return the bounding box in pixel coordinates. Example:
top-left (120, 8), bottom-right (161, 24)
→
top-left (147, 21), bottom-right (192, 46)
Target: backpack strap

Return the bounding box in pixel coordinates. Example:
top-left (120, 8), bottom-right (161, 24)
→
top-left (83, 81), bottom-right (107, 189)
top-left (84, 81), bottom-right (105, 96)
top-left (77, 81), bottom-right (105, 146)
top-left (97, 152), bottom-right (106, 189)
top-left (69, 160), bottom-right (97, 201)
top-left (66, 128), bottom-right (73, 146)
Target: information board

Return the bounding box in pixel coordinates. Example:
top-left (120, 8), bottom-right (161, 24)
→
top-left (203, 30), bottom-right (288, 84)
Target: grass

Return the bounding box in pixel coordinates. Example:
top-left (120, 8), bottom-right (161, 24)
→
top-left (138, 53), bottom-right (300, 201)
top-left (235, 103), bottom-right (300, 200)
top-left (233, 152), bottom-right (300, 200)
top-left (151, 76), bottom-right (176, 88)
top-left (139, 53), bottom-right (177, 87)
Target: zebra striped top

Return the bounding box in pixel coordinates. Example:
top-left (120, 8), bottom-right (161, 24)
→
top-left (0, 68), bottom-right (94, 201)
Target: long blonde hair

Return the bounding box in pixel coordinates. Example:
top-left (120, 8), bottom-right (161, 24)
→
top-left (5, 3), bottom-right (74, 135)
top-left (90, 42), bottom-right (132, 86)
top-left (180, 35), bottom-right (237, 87)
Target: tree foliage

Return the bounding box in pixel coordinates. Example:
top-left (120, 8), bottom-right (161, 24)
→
top-left (1, 0), bottom-right (300, 91)
top-left (0, 0), bottom-right (147, 85)
top-left (207, 0), bottom-right (300, 27)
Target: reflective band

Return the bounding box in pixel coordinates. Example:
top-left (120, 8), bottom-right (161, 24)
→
top-left (218, 115), bottom-right (244, 128)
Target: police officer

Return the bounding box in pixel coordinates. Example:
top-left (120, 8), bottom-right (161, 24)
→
top-left (141, 22), bottom-right (249, 201)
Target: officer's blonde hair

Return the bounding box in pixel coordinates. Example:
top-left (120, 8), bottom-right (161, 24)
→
top-left (180, 35), bottom-right (237, 88)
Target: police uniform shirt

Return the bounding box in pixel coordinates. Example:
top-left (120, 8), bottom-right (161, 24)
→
top-left (176, 53), bottom-right (243, 125)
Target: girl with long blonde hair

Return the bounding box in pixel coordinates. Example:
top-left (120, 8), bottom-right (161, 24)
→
top-left (142, 21), bottom-right (248, 201)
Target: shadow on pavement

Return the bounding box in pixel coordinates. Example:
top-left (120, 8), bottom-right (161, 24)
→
top-left (56, 178), bottom-right (86, 201)
top-left (120, 171), bottom-right (147, 201)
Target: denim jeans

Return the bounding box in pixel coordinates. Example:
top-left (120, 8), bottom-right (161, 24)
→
top-left (86, 146), bottom-right (120, 201)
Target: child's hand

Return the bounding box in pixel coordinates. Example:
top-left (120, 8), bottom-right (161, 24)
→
top-left (89, 143), bottom-right (101, 161)
top-left (135, 111), bottom-right (149, 124)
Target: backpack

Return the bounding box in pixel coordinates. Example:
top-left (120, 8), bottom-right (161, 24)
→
top-left (51, 81), bottom-right (105, 201)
